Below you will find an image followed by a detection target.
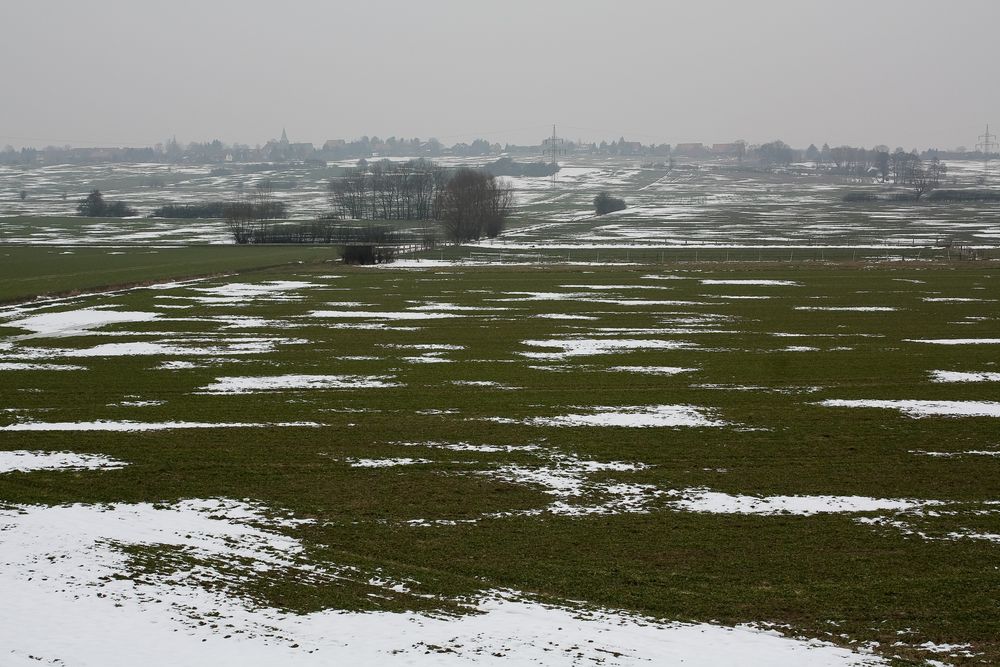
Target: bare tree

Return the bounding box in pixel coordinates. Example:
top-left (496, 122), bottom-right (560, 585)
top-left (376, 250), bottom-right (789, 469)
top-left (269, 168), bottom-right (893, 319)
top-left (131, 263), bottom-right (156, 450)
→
top-left (224, 197), bottom-right (256, 244)
top-left (434, 168), bottom-right (512, 243)
top-left (328, 160), bottom-right (439, 220)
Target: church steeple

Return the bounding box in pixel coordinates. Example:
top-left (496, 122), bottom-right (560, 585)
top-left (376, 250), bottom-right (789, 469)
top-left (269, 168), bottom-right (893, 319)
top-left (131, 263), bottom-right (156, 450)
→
top-left (280, 128), bottom-right (289, 145)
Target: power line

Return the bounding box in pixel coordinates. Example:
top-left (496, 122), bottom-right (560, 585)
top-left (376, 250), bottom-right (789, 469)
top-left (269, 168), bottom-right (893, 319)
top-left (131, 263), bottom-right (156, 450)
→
top-left (541, 124), bottom-right (567, 184)
top-left (976, 124), bottom-right (997, 184)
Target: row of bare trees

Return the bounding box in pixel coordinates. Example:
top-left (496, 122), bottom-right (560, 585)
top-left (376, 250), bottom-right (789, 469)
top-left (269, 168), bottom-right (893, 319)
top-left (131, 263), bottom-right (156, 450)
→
top-left (328, 160), bottom-right (513, 242)
top-left (329, 159), bottom-right (442, 220)
top-left (223, 182), bottom-right (287, 243)
top-left (227, 163), bottom-right (513, 245)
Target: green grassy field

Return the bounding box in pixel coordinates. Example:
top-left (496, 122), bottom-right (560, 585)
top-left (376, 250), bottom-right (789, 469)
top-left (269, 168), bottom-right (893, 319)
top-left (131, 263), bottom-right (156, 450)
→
top-left (1, 253), bottom-right (998, 664)
top-left (0, 244), bottom-right (340, 302)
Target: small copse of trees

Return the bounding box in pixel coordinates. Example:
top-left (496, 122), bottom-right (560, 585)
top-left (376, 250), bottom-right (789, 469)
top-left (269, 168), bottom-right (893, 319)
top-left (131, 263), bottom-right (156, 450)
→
top-left (223, 183), bottom-right (288, 244)
top-left (484, 157), bottom-right (560, 178)
top-left (433, 168), bottom-right (513, 243)
top-left (151, 202), bottom-right (230, 218)
top-left (329, 159), bottom-right (440, 221)
top-left (76, 189), bottom-right (137, 217)
top-left (227, 165), bottom-right (511, 252)
top-left (593, 192), bottom-right (626, 215)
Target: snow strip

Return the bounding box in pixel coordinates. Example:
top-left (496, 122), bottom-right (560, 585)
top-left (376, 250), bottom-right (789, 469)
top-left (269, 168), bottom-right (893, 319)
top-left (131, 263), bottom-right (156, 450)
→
top-left (493, 404), bottom-right (725, 428)
top-left (534, 313), bottom-right (599, 320)
top-left (190, 280), bottom-right (317, 303)
top-left (0, 362), bottom-right (86, 371)
top-left (3, 339), bottom-right (296, 359)
top-left (701, 280), bottom-right (801, 286)
top-left (608, 365), bottom-right (698, 376)
top-left (929, 370), bottom-right (1000, 383)
top-left (0, 421), bottom-right (320, 432)
top-left (0, 450), bottom-right (126, 474)
top-left (347, 458), bottom-right (432, 468)
top-left (5, 308), bottom-right (159, 337)
top-left (520, 338), bottom-right (696, 360)
top-left (200, 375), bottom-right (401, 394)
top-left (818, 400), bottom-right (1000, 418)
top-left (794, 307), bottom-right (897, 312)
top-left (307, 310), bottom-right (462, 320)
top-left (668, 489), bottom-right (936, 516)
top-left (904, 338), bottom-right (1000, 345)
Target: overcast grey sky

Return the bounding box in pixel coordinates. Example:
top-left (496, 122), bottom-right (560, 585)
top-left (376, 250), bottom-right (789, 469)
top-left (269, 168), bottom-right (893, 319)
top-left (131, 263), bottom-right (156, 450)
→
top-left (2, 0), bottom-right (998, 150)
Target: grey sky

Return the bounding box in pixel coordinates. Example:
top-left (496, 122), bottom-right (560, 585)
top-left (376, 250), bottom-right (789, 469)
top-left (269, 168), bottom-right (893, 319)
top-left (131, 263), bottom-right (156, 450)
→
top-left (2, 0), bottom-right (998, 151)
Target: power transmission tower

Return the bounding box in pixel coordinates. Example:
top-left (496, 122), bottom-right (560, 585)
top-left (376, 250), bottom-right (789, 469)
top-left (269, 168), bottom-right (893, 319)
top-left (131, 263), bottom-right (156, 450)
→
top-left (542, 124), bottom-right (565, 183)
top-left (976, 124), bottom-right (998, 184)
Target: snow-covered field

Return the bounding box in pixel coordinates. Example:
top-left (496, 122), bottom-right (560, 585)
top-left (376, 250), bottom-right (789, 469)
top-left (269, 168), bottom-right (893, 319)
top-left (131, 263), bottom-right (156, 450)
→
top-left (2, 158), bottom-right (999, 250)
top-left (0, 198), bottom-right (998, 663)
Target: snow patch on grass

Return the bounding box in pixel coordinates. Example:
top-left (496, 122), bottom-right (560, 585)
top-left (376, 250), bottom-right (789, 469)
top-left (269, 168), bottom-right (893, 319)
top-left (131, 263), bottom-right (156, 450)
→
top-left (0, 450), bottom-right (126, 474)
top-left (0, 362), bottom-right (86, 371)
top-left (608, 365), bottom-right (698, 376)
top-left (520, 338), bottom-right (696, 360)
top-left (668, 489), bottom-right (936, 516)
top-left (493, 404), bottom-right (726, 428)
top-left (0, 498), bottom-right (886, 665)
top-left (200, 375), bottom-right (401, 394)
top-left (795, 306), bottom-right (897, 312)
top-left (308, 310), bottom-right (462, 320)
top-left (0, 420), bottom-right (320, 432)
top-left (5, 308), bottom-right (160, 337)
top-left (701, 279), bottom-right (801, 286)
top-left (819, 399), bottom-right (1000, 418)
top-left (928, 370), bottom-right (1000, 383)
top-left (347, 458), bottom-right (432, 468)
top-left (905, 338), bottom-right (1000, 345)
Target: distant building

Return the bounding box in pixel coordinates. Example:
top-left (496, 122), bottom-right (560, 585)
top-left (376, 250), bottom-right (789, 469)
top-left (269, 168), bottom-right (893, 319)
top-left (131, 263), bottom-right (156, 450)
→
top-left (711, 143), bottom-right (741, 155)
top-left (288, 142), bottom-right (315, 159)
top-left (323, 139), bottom-right (346, 151)
top-left (620, 141), bottom-right (643, 154)
top-left (674, 142), bottom-right (705, 156)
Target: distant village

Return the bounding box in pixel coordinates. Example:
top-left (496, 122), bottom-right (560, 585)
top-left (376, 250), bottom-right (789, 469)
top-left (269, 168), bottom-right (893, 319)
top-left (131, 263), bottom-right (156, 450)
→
top-left (0, 129), bottom-right (989, 167)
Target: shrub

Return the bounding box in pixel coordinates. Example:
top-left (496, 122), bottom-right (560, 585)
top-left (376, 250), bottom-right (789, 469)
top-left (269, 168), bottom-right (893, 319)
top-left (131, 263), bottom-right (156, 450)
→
top-left (76, 190), bottom-right (137, 217)
top-left (593, 192), bottom-right (626, 215)
top-left (151, 202), bottom-right (229, 218)
top-left (341, 244), bottom-right (397, 265)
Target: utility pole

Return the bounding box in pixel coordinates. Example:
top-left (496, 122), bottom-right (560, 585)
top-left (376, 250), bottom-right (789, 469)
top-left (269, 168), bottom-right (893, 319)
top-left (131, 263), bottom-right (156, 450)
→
top-left (542, 124), bottom-right (565, 183)
top-left (976, 124), bottom-right (998, 184)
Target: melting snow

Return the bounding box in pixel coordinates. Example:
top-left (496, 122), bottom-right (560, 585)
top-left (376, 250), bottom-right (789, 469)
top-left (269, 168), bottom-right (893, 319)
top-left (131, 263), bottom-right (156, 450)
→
top-left (794, 307), bottom-right (897, 312)
top-left (929, 370), bottom-right (1000, 383)
top-left (0, 450), bottom-right (126, 474)
top-left (520, 338), bottom-right (696, 360)
top-left (347, 458), bottom-right (432, 468)
top-left (0, 498), bottom-right (885, 665)
top-left (819, 399), bottom-right (1000, 418)
top-left (0, 421), bottom-right (320, 432)
top-left (904, 338), bottom-right (1000, 345)
top-left (534, 313), bottom-right (600, 320)
top-left (668, 489), bottom-right (936, 516)
top-left (607, 365), bottom-right (697, 375)
top-left (493, 404), bottom-right (725, 428)
top-left (701, 280), bottom-right (801, 286)
top-left (308, 310), bottom-right (462, 320)
top-left (0, 362), bottom-right (86, 371)
top-left (200, 375), bottom-right (401, 394)
top-left (5, 308), bottom-right (160, 337)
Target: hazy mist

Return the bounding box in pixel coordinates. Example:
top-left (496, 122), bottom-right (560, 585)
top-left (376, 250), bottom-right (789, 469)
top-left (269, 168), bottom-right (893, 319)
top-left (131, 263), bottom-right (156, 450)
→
top-left (2, 0), bottom-right (998, 150)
